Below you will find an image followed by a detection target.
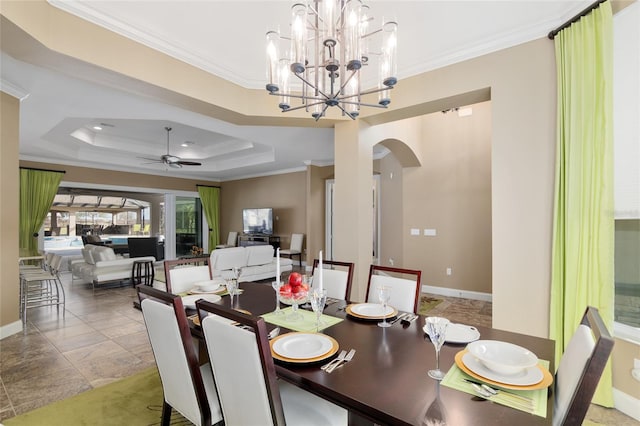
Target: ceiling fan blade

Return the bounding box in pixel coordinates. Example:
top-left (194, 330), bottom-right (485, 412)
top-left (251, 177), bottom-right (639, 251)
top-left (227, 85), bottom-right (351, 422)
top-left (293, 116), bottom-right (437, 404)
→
top-left (138, 156), bottom-right (162, 162)
top-left (176, 160), bottom-right (202, 166)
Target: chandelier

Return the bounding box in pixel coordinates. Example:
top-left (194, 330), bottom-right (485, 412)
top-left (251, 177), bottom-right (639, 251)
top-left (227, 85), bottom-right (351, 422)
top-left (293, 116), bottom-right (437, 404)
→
top-left (265, 1), bottom-right (398, 120)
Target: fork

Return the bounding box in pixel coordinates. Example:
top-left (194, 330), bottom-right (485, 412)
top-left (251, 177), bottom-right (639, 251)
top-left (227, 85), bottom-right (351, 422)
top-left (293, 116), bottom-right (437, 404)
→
top-left (321, 350), bottom-right (346, 371)
top-left (327, 349), bottom-right (355, 373)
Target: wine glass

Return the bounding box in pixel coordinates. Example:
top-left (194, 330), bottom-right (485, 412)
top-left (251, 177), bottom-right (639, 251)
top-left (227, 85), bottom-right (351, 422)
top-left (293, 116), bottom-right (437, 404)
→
top-left (310, 288), bottom-right (327, 332)
top-left (226, 277), bottom-right (238, 309)
top-left (301, 274), bottom-right (312, 308)
top-left (377, 286), bottom-right (392, 328)
top-left (424, 317), bottom-right (450, 380)
top-left (271, 280), bottom-right (284, 315)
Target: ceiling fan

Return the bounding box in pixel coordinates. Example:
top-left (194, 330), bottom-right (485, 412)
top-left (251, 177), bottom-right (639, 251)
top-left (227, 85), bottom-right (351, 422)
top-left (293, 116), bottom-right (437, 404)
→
top-left (140, 126), bottom-right (202, 168)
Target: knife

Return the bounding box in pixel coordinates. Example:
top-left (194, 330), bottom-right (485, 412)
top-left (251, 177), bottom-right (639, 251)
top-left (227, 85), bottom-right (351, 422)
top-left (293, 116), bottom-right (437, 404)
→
top-left (463, 379), bottom-right (534, 405)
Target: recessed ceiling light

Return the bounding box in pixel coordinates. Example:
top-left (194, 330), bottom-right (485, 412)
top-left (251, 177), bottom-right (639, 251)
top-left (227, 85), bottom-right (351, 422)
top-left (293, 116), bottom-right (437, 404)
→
top-left (92, 125), bottom-right (103, 131)
top-left (181, 141), bottom-right (195, 147)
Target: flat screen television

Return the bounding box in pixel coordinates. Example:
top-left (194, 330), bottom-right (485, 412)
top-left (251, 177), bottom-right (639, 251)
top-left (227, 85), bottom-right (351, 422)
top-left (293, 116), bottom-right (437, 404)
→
top-left (242, 208), bottom-right (273, 235)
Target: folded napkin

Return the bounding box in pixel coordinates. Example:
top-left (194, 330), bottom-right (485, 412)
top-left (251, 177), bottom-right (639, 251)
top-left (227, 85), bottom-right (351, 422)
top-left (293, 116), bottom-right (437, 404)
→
top-left (441, 359), bottom-right (550, 417)
top-left (262, 307), bottom-right (343, 332)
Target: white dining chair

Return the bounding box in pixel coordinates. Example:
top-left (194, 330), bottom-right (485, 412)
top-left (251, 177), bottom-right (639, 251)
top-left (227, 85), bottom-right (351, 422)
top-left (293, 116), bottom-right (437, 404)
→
top-left (196, 300), bottom-right (348, 426)
top-left (137, 286), bottom-right (223, 426)
top-left (280, 233), bottom-right (304, 266)
top-left (552, 306), bottom-right (614, 426)
top-left (366, 265), bottom-right (422, 313)
top-left (312, 259), bottom-right (354, 300)
top-left (164, 258), bottom-right (212, 294)
top-left (215, 231), bottom-right (238, 249)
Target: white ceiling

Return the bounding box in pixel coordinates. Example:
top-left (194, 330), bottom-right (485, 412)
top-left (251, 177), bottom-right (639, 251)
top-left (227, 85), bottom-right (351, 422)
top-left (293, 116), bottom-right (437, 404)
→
top-left (1, 1), bottom-right (590, 182)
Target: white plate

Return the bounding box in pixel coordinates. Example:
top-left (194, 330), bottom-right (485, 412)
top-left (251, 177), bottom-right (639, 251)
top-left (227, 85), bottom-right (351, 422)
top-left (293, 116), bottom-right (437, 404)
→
top-left (351, 303), bottom-right (395, 317)
top-left (272, 333), bottom-right (333, 360)
top-left (467, 340), bottom-right (538, 375)
top-left (193, 279), bottom-right (224, 292)
top-left (181, 294), bottom-right (222, 309)
top-left (461, 352), bottom-right (543, 386)
top-left (442, 323), bottom-right (480, 344)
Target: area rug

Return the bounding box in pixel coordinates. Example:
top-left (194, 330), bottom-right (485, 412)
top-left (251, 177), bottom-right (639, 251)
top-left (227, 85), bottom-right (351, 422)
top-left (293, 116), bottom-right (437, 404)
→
top-left (3, 367), bottom-right (186, 426)
top-left (418, 295), bottom-right (443, 315)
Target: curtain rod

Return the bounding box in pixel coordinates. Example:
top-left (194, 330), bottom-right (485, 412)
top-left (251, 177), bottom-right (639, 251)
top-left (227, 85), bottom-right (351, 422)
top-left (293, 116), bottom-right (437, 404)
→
top-left (548, 0), bottom-right (607, 39)
top-left (19, 167), bottom-right (66, 174)
top-left (196, 184), bottom-right (221, 189)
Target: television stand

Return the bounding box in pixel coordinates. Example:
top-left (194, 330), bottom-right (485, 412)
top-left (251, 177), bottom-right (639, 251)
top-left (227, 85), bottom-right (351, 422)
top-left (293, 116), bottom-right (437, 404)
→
top-left (238, 235), bottom-right (280, 252)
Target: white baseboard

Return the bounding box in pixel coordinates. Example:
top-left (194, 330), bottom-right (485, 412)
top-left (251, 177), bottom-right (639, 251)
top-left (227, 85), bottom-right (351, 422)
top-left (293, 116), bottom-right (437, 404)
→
top-left (614, 388), bottom-right (640, 421)
top-left (0, 320), bottom-right (23, 339)
top-left (421, 285), bottom-right (492, 302)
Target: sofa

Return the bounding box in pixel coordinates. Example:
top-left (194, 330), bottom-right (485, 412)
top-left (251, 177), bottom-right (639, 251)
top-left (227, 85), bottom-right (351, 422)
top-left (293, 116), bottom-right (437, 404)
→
top-left (71, 244), bottom-right (156, 288)
top-left (209, 245), bottom-right (293, 283)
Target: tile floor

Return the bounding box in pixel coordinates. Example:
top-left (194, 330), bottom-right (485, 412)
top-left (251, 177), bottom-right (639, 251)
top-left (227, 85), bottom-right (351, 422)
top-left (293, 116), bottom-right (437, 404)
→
top-left (0, 270), bottom-right (636, 425)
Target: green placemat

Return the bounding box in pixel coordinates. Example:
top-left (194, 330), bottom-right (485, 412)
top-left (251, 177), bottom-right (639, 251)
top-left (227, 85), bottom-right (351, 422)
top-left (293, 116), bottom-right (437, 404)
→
top-left (441, 359), bottom-right (550, 417)
top-left (262, 307), bottom-right (343, 332)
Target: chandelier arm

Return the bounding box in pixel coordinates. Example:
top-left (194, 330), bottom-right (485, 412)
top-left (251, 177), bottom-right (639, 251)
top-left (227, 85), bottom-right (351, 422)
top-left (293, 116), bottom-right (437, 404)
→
top-left (279, 101), bottom-right (326, 113)
top-left (334, 103), bottom-right (358, 120)
top-left (314, 104), bottom-right (330, 122)
top-left (292, 73), bottom-right (332, 100)
top-left (337, 69), bottom-right (358, 98)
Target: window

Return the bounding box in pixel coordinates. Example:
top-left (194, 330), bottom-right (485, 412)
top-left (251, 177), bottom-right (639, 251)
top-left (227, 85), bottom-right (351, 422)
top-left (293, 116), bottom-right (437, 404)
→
top-left (613, 3), bottom-right (639, 336)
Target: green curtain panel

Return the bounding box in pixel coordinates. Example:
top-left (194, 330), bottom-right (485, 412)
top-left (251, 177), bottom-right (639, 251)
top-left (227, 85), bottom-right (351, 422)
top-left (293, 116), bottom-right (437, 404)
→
top-left (550, 1), bottom-right (614, 407)
top-left (19, 169), bottom-right (64, 256)
top-left (197, 185), bottom-right (220, 251)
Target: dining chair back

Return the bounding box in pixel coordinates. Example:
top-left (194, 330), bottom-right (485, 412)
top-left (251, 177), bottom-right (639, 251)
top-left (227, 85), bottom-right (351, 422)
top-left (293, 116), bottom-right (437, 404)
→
top-left (311, 259), bottom-right (354, 300)
top-left (552, 306), bottom-right (615, 426)
top-left (137, 285), bottom-right (222, 426)
top-left (280, 233), bottom-right (304, 266)
top-left (366, 265), bottom-right (422, 313)
top-left (164, 258), bottom-right (212, 294)
top-left (216, 231), bottom-right (238, 249)
top-left (196, 300), bottom-right (347, 426)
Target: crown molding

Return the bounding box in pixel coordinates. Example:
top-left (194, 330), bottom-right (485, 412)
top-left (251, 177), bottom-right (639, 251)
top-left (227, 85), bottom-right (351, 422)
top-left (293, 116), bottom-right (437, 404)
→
top-left (0, 78), bottom-right (30, 101)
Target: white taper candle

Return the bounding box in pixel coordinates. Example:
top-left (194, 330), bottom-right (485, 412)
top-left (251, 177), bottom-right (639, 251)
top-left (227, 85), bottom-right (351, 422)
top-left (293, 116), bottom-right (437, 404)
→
top-left (276, 247), bottom-right (280, 283)
top-left (319, 250), bottom-right (323, 291)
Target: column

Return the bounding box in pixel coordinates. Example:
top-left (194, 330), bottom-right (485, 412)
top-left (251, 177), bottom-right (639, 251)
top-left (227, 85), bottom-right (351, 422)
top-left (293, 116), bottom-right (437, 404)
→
top-left (333, 120), bottom-right (373, 302)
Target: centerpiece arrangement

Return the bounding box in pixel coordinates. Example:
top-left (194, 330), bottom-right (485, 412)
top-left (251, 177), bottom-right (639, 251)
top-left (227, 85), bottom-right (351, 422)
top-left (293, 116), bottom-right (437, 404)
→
top-left (278, 272), bottom-right (309, 321)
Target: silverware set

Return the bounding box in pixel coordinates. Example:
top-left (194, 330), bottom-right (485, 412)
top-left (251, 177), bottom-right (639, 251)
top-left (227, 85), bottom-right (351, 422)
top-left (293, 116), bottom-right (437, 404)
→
top-left (390, 312), bottom-right (418, 325)
top-left (321, 349), bottom-right (356, 373)
top-left (464, 379), bottom-right (535, 413)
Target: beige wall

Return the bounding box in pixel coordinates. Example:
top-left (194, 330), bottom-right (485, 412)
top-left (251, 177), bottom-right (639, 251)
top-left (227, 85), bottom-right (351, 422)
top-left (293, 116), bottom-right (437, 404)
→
top-left (376, 101), bottom-right (492, 294)
top-left (306, 165), bottom-right (335, 268)
top-left (378, 151), bottom-right (404, 269)
top-left (0, 92), bottom-right (20, 331)
top-left (612, 337), bottom-right (640, 399)
top-left (220, 172), bottom-right (307, 256)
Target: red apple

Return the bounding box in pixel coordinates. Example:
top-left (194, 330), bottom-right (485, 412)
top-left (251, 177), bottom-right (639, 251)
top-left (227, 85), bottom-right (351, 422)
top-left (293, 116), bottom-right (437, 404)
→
top-left (279, 284), bottom-right (292, 297)
top-left (288, 272), bottom-right (303, 287)
top-left (300, 283), bottom-right (309, 292)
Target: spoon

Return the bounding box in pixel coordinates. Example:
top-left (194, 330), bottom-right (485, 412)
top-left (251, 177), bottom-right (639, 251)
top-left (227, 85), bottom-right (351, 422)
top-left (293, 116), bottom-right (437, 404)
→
top-left (268, 327), bottom-right (281, 340)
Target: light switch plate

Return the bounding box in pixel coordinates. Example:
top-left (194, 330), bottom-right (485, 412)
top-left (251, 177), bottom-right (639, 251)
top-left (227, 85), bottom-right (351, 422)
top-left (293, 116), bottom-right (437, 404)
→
top-left (410, 228), bottom-right (420, 236)
top-left (424, 229), bottom-right (437, 236)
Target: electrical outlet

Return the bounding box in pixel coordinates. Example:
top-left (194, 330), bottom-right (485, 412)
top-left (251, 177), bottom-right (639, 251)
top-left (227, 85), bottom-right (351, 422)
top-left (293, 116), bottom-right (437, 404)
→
top-left (446, 268), bottom-right (452, 276)
top-left (389, 258), bottom-right (394, 266)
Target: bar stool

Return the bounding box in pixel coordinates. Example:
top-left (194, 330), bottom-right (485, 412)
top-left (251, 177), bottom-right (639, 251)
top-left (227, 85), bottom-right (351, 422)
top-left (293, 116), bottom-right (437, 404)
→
top-left (131, 259), bottom-right (155, 287)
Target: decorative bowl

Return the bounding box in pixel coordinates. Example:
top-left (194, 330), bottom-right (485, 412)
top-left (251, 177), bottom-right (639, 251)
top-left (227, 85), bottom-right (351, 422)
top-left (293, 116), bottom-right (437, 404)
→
top-left (279, 291), bottom-right (309, 305)
top-left (467, 340), bottom-right (538, 376)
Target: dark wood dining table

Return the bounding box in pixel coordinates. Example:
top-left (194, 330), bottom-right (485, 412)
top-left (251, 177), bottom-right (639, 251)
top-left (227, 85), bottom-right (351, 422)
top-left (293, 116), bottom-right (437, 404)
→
top-left (190, 282), bottom-right (556, 426)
